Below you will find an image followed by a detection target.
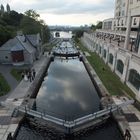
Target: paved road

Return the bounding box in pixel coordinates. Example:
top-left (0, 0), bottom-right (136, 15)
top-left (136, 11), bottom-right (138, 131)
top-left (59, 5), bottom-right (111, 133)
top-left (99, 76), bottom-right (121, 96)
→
top-left (0, 64), bottom-right (19, 101)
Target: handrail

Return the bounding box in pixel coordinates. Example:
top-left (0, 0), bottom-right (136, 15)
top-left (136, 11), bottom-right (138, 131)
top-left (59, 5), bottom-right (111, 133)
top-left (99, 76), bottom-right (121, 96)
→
top-left (17, 100), bottom-right (134, 128)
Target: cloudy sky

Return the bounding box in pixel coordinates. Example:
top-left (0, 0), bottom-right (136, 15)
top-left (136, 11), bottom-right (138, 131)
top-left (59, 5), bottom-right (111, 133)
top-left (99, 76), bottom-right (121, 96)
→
top-left (1, 0), bottom-right (115, 26)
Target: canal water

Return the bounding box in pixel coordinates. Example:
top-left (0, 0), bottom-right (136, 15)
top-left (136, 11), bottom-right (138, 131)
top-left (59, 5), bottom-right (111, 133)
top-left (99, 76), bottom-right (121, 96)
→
top-left (35, 57), bottom-right (100, 120)
top-left (15, 32), bottom-right (124, 140)
top-left (53, 31), bottom-right (73, 38)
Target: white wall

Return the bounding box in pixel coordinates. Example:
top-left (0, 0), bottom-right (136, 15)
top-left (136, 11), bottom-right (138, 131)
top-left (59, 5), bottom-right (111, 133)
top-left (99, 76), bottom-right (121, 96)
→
top-left (0, 51), bottom-right (12, 64)
top-left (83, 33), bottom-right (140, 99)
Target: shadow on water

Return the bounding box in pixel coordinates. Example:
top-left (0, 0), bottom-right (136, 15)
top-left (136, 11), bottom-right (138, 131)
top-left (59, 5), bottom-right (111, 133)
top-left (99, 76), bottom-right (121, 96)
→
top-left (15, 117), bottom-right (124, 140)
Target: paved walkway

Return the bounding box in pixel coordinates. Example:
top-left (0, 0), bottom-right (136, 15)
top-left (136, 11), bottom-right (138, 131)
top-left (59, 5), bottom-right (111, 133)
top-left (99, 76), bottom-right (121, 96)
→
top-left (113, 96), bottom-right (140, 140)
top-left (82, 39), bottom-right (140, 140)
top-left (0, 65), bottom-right (20, 101)
top-left (0, 54), bottom-right (48, 140)
top-left (0, 65), bottom-right (19, 91)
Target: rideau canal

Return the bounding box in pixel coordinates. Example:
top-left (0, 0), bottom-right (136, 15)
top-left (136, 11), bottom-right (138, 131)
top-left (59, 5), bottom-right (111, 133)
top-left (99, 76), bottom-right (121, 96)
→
top-left (15, 32), bottom-right (124, 140)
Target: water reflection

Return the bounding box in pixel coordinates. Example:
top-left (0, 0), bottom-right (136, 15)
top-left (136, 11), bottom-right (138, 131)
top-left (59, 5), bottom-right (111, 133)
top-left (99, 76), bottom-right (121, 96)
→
top-left (53, 31), bottom-right (73, 38)
top-left (16, 118), bottom-right (124, 140)
top-left (36, 58), bottom-right (100, 120)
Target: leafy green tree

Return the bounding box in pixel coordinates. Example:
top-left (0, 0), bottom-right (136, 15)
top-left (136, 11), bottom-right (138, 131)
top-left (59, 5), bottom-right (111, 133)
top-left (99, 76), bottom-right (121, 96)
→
top-left (0, 9), bottom-right (50, 46)
top-left (96, 21), bottom-right (102, 29)
top-left (24, 9), bottom-right (40, 21)
top-left (20, 16), bottom-right (41, 34)
top-left (0, 25), bottom-right (12, 45)
top-left (90, 24), bottom-right (96, 30)
top-left (41, 25), bottom-right (50, 43)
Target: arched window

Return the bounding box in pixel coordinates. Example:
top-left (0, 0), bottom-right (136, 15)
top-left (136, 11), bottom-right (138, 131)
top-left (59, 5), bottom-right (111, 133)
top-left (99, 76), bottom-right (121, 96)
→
top-left (103, 50), bottom-right (106, 58)
top-left (109, 53), bottom-right (113, 64)
top-left (96, 44), bottom-right (98, 51)
top-left (116, 59), bottom-right (124, 74)
top-left (133, 18), bottom-right (137, 25)
top-left (128, 69), bottom-right (140, 90)
top-left (99, 46), bottom-right (102, 54)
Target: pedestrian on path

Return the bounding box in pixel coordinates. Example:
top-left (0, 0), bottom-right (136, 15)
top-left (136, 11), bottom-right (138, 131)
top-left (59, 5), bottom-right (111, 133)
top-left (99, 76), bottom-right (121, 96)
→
top-left (7, 132), bottom-right (13, 140)
top-left (21, 71), bottom-right (24, 79)
top-left (28, 69), bottom-right (32, 82)
top-left (24, 73), bottom-right (28, 81)
top-left (124, 129), bottom-right (131, 140)
top-left (32, 69), bottom-right (36, 80)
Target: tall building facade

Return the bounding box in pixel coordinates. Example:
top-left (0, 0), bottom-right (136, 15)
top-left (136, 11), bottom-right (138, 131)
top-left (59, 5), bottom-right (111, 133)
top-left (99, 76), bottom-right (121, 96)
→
top-left (82, 0), bottom-right (140, 100)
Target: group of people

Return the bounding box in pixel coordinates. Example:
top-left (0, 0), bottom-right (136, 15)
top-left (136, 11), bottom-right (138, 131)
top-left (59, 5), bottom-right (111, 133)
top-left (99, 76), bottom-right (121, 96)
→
top-left (21, 69), bottom-right (36, 82)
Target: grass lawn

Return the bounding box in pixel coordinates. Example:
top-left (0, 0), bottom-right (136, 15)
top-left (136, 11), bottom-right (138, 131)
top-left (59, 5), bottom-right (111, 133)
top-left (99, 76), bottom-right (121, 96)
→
top-left (76, 40), bottom-right (135, 98)
top-left (0, 73), bottom-right (10, 96)
top-left (10, 69), bottom-right (24, 81)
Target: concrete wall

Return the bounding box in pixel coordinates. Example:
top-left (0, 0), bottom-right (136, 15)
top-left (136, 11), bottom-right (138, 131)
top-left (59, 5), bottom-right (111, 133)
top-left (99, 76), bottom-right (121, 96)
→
top-left (82, 33), bottom-right (140, 100)
top-left (0, 50), bottom-right (12, 64)
top-left (23, 50), bottom-right (34, 65)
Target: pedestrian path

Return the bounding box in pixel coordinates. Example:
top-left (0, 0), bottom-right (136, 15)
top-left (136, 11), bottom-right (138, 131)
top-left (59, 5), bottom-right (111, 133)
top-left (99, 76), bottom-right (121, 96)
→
top-left (0, 55), bottom-right (48, 140)
top-left (0, 65), bottom-right (20, 101)
top-left (0, 65), bottom-right (19, 91)
top-left (113, 96), bottom-right (140, 140)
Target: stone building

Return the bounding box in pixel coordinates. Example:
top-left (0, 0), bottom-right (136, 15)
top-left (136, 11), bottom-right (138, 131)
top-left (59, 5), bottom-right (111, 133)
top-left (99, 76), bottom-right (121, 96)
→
top-left (82, 0), bottom-right (140, 100)
top-left (0, 33), bottom-right (42, 65)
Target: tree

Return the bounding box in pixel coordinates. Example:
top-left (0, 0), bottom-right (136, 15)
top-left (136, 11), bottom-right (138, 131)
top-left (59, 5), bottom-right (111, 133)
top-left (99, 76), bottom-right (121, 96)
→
top-left (0, 9), bottom-right (50, 46)
top-left (39, 19), bottom-right (46, 26)
top-left (96, 21), bottom-right (102, 29)
top-left (90, 24), bottom-right (95, 30)
top-left (0, 25), bottom-right (12, 45)
top-left (41, 25), bottom-right (50, 43)
top-left (20, 16), bottom-right (41, 34)
top-left (24, 9), bottom-right (40, 21)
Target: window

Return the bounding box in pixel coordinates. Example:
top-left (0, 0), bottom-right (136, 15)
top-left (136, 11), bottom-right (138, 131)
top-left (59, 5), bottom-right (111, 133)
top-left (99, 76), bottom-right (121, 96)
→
top-left (121, 20), bottom-right (124, 26)
top-left (122, 11), bottom-right (124, 16)
top-left (99, 46), bottom-right (102, 54)
top-left (96, 44), bottom-right (98, 50)
top-left (103, 50), bottom-right (106, 58)
top-left (133, 18), bottom-right (137, 25)
top-left (109, 53), bottom-right (114, 64)
top-left (128, 69), bottom-right (140, 90)
top-left (116, 60), bottom-right (124, 74)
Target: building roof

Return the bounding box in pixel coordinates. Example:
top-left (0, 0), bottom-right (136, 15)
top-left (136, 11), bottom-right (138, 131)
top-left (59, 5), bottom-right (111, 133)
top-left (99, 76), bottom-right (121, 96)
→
top-left (0, 38), bottom-right (23, 51)
top-left (0, 35), bottom-right (36, 54)
top-left (26, 34), bottom-right (41, 47)
top-left (16, 36), bottom-right (36, 53)
top-left (11, 44), bottom-right (24, 51)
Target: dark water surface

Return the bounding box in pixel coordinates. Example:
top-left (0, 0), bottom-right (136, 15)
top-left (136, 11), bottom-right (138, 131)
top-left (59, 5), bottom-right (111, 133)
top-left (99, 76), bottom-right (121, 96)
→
top-left (16, 118), bottom-right (124, 140)
top-left (35, 58), bottom-right (100, 120)
top-left (15, 42), bottom-right (124, 140)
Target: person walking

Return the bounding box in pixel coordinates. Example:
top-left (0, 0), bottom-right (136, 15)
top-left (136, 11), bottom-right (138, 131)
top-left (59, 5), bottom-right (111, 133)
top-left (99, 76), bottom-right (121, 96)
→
top-left (28, 69), bottom-right (32, 82)
top-left (21, 71), bottom-right (24, 79)
top-left (32, 69), bottom-right (36, 80)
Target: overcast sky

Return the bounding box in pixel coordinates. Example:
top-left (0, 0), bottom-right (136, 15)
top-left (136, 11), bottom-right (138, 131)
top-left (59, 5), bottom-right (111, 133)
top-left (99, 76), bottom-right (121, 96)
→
top-left (1, 0), bottom-right (115, 26)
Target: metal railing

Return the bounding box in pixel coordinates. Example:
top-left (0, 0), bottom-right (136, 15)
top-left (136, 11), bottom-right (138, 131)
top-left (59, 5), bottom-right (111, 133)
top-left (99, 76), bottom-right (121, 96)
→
top-left (17, 100), bottom-right (134, 128)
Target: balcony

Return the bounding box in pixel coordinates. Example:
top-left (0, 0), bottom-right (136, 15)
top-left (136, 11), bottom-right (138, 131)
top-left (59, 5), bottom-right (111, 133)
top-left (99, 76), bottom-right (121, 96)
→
top-left (96, 29), bottom-right (138, 38)
top-left (95, 30), bottom-right (139, 54)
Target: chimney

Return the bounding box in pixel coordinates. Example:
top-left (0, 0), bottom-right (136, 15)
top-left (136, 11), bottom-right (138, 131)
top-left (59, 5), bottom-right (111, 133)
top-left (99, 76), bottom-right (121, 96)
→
top-left (17, 31), bottom-right (26, 42)
top-left (17, 31), bottom-right (23, 36)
